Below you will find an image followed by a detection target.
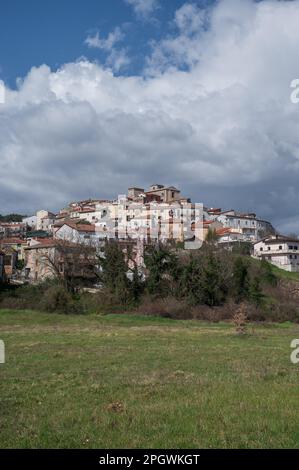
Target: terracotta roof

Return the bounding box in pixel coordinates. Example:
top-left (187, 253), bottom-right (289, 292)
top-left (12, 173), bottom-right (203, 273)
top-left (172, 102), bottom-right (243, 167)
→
top-left (216, 228), bottom-right (235, 235)
top-left (145, 186), bottom-right (180, 194)
top-left (75, 224), bottom-right (96, 232)
top-left (58, 222), bottom-right (95, 233)
top-left (53, 218), bottom-right (80, 227)
top-left (0, 222), bottom-right (25, 227)
top-left (254, 235), bottom-right (299, 245)
top-left (0, 238), bottom-right (27, 244)
top-left (25, 239), bottom-right (57, 250)
top-left (216, 228), bottom-right (242, 237)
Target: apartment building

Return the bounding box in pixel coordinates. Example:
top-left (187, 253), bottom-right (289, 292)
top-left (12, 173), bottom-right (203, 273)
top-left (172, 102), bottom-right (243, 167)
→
top-left (0, 246), bottom-right (18, 278)
top-left (24, 239), bottom-right (97, 283)
top-left (22, 215), bottom-right (37, 229)
top-left (253, 235), bottom-right (299, 272)
top-left (210, 210), bottom-right (274, 242)
top-left (0, 222), bottom-right (26, 239)
top-left (54, 222), bottom-right (107, 245)
top-left (36, 210), bottom-right (56, 231)
top-left (0, 238), bottom-right (28, 262)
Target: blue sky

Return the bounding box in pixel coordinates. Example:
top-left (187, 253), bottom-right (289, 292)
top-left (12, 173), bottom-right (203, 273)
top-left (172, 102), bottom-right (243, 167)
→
top-left (1, 0), bottom-right (299, 234)
top-left (0, 0), bottom-right (215, 86)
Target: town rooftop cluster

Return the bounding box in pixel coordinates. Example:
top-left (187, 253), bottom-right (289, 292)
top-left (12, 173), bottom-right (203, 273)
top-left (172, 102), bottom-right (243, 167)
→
top-left (1, 184), bottom-right (299, 283)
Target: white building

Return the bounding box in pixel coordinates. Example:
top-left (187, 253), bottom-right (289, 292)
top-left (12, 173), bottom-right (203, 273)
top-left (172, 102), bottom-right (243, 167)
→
top-left (22, 215), bottom-right (37, 229)
top-left (36, 210), bottom-right (56, 231)
top-left (54, 222), bottom-right (106, 245)
top-left (253, 235), bottom-right (299, 272)
top-left (214, 211), bottom-right (274, 242)
top-left (216, 228), bottom-right (245, 246)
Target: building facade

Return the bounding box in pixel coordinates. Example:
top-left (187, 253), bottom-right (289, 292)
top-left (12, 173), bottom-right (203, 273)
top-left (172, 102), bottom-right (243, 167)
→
top-left (253, 235), bottom-right (299, 272)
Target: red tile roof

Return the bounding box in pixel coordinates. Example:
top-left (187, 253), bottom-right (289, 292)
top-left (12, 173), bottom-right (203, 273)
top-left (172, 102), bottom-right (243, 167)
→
top-left (216, 228), bottom-right (241, 236)
top-left (25, 239), bottom-right (57, 250)
top-left (58, 222), bottom-right (96, 233)
top-left (0, 238), bottom-right (27, 244)
top-left (216, 228), bottom-right (232, 235)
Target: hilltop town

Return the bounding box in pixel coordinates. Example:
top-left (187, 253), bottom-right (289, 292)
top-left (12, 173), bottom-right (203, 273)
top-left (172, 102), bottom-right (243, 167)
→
top-left (1, 183), bottom-right (299, 284)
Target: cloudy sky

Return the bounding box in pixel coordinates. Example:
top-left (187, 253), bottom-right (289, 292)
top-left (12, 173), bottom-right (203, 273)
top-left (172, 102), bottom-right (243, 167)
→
top-left (1, 0), bottom-right (299, 233)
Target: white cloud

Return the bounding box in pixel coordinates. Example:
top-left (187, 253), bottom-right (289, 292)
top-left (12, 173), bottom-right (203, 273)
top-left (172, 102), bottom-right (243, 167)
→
top-left (125, 0), bottom-right (159, 19)
top-left (106, 48), bottom-right (131, 72)
top-left (85, 27), bottom-right (124, 51)
top-left (2, 1), bottom-right (299, 233)
top-left (174, 3), bottom-right (206, 34)
top-left (85, 27), bottom-right (129, 72)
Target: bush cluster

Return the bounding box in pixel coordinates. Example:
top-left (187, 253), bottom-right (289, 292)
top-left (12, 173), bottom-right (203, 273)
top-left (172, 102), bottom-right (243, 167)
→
top-left (1, 241), bottom-right (299, 322)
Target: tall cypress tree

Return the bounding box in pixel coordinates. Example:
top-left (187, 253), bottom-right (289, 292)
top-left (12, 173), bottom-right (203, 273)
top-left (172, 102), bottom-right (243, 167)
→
top-left (232, 257), bottom-right (250, 303)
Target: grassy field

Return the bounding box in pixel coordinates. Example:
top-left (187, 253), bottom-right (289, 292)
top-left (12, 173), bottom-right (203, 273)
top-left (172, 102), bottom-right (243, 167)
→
top-left (0, 309), bottom-right (299, 449)
top-left (270, 264), bottom-right (299, 282)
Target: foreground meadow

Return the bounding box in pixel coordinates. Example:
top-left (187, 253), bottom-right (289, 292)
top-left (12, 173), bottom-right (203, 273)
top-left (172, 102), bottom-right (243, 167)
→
top-left (0, 309), bottom-right (299, 449)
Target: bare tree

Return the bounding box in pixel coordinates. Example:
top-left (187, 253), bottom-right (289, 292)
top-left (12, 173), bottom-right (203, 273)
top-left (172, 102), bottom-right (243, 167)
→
top-left (42, 239), bottom-right (99, 292)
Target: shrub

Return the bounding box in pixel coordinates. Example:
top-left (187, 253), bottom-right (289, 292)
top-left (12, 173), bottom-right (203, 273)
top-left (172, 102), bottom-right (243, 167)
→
top-left (259, 259), bottom-right (277, 287)
top-left (138, 296), bottom-right (190, 319)
top-left (40, 285), bottom-right (83, 314)
top-left (232, 303), bottom-right (248, 334)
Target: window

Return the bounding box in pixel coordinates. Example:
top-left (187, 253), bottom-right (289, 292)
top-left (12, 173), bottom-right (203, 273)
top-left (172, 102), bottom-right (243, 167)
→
top-left (260, 247), bottom-right (263, 251)
top-left (268, 247), bottom-right (271, 251)
top-left (279, 246), bottom-right (282, 250)
top-left (289, 246), bottom-right (293, 250)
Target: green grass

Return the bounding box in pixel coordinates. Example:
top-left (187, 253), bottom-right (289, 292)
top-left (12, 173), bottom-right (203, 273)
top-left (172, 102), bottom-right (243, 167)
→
top-left (1, 309), bottom-right (299, 449)
top-left (250, 256), bottom-right (299, 282)
top-left (270, 264), bottom-right (299, 282)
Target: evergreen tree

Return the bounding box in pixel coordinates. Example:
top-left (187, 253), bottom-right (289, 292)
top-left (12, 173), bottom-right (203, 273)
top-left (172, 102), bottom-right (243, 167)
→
top-left (98, 241), bottom-right (129, 294)
top-left (144, 244), bottom-right (178, 296)
top-left (179, 256), bottom-right (203, 305)
top-left (232, 257), bottom-right (250, 303)
top-left (130, 266), bottom-right (144, 303)
top-left (98, 241), bottom-right (145, 305)
top-left (249, 276), bottom-right (264, 307)
top-left (199, 252), bottom-right (227, 306)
